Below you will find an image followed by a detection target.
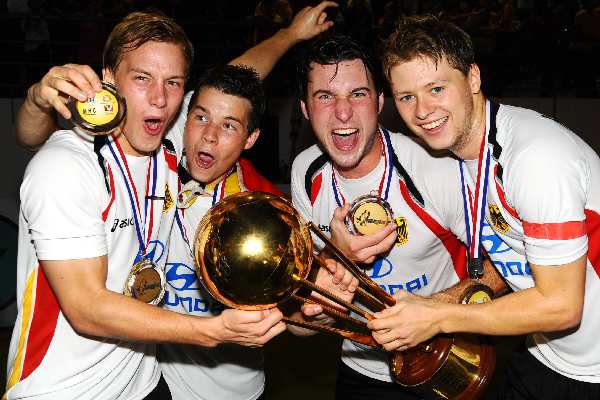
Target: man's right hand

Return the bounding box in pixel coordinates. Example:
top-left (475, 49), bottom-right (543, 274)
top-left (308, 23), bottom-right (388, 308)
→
top-left (329, 204), bottom-right (397, 264)
top-left (29, 64), bottom-right (102, 119)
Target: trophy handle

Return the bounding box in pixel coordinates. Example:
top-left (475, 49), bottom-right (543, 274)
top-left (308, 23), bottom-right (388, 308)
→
top-left (308, 222), bottom-right (396, 309)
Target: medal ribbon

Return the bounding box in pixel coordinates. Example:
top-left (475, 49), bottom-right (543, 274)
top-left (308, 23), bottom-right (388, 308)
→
top-left (459, 101), bottom-right (492, 277)
top-left (107, 135), bottom-right (158, 263)
top-left (209, 166), bottom-right (236, 206)
top-left (331, 129), bottom-right (393, 207)
top-left (176, 163), bottom-right (240, 258)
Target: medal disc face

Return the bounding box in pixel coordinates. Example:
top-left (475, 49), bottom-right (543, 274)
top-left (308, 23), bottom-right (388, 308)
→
top-left (124, 259), bottom-right (165, 305)
top-left (462, 284), bottom-right (493, 305)
top-left (69, 82), bottom-right (126, 133)
top-left (466, 290), bottom-right (492, 304)
top-left (347, 195), bottom-right (394, 235)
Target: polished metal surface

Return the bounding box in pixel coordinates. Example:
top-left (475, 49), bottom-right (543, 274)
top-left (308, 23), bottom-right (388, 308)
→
top-left (193, 192), bottom-right (496, 400)
top-left (194, 192), bottom-right (312, 310)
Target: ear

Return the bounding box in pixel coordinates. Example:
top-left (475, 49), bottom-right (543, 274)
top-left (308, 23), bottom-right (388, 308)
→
top-left (102, 67), bottom-right (115, 85)
top-left (300, 100), bottom-right (309, 120)
top-left (468, 64), bottom-right (481, 94)
top-left (243, 129), bottom-right (260, 150)
top-left (377, 92), bottom-right (384, 114)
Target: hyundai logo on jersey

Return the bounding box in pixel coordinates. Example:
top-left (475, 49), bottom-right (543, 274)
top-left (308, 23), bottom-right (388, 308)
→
top-left (166, 263), bottom-right (199, 291)
top-left (481, 221), bottom-right (512, 254)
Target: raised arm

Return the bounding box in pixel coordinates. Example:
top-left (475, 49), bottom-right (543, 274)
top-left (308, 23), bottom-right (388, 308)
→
top-left (230, 1), bottom-right (338, 79)
top-left (16, 64), bottom-right (103, 150)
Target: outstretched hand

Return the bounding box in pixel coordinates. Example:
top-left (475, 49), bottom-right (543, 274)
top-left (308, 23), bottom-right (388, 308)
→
top-left (329, 204), bottom-right (397, 264)
top-left (285, 1), bottom-right (338, 42)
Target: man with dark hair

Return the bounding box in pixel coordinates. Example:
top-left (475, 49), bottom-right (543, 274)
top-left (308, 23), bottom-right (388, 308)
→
top-left (290, 33), bottom-right (505, 400)
top-left (160, 64), bottom-right (290, 400)
top-left (375, 15), bottom-right (600, 399)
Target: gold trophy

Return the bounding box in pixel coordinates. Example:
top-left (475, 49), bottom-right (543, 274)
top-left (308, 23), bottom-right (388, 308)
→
top-left (193, 192), bottom-right (495, 400)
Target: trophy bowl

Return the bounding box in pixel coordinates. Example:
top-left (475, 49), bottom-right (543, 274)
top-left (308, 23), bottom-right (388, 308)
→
top-left (193, 191), bottom-right (313, 310)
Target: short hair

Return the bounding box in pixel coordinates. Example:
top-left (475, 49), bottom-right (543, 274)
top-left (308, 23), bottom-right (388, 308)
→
top-left (296, 34), bottom-right (383, 100)
top-left (187, 64), bottom-right (265, 133)
top-left (103, 10), bottom-right (194, 76)
top-left (382, 15), bottom-right (474, 80)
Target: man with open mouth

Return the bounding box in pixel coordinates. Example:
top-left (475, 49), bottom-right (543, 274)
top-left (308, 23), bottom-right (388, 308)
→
top-left (8, 3), bottom-right (339, 399)
top-left (289, 33), bottom-right (507, 400)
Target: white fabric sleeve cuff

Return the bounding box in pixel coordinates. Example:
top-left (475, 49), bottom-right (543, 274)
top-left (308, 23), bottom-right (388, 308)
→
top-left (35, 235), bottom-right (108, 261)
top-left (524, 236), bottom-right (588, 266)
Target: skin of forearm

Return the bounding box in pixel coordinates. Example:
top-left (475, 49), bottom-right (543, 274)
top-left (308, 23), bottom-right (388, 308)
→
top-left (430, 259), bottom-right (508, 304)
top-left (16, 84), bottom-right (59, 151)
top-left (229, 27), bottom-right (298, 80)
top-left (61, 285), bottom-right (224, 348)
top-left (435, 285), bottom-right (582, 336)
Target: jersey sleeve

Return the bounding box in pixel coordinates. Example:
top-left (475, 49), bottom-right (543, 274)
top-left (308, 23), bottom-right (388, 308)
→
top-left (423, 156), bottom-right (468, 243)
top-left (166, 91), bottom-right (192, 160)
top-left (21, 140), bottom-right (108, 260)
top-left (506, 125), bottom-right (588, 266)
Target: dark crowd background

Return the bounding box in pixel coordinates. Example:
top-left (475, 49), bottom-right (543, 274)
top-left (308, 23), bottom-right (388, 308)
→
top-left (1, 0), bottom-right (599, 99)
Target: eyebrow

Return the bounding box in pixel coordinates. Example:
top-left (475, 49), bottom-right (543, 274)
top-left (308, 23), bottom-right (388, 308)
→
top-left (310, 86), bottom-right (372, 97)
top-left (191, 105), bottom-right (243, 125)
top-left (130, 68), bottom-right (186, 80)
top-left (393, 79), bottom-right (450, 96)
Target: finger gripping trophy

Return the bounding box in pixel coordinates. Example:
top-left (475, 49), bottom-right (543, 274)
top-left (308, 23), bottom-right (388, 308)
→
top-left (193, 191), bottom-right (495, 400)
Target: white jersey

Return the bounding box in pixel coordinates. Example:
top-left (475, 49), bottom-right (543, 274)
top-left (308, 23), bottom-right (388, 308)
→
top-left (468, 101), bottom-right (600, 382)
top-left (156, 91), bottom-right (262, 400)
top-left (291, 127), bottom-right (468, 382)
top-left (6, 129), bottom-right (179, 399)
top-left (160, 160), bottom-right (277, 400)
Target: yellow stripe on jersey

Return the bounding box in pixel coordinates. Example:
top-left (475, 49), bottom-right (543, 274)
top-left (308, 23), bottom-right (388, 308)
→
top-left (5, 268), bottom-right (38, 397)
top-left (223, 172), bottom-right (241, 195)
top-left (206, 171), bottom-right (242, 198)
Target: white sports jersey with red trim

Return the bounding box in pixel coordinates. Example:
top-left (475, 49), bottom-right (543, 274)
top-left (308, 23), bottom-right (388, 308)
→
top-left (6, 129), bottom-right (179, 399)
top-left (471, 101), bottom-right (600, 382)
top-left (160, 161), bottom-right (269, 400)
top-left (291, 127), bottom-right (468, 382)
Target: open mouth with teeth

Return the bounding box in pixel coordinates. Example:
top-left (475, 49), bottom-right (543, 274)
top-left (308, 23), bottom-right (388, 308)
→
top-left (143, 118), bottom-right (164, 135)
top-left (332, 128), bottom-right (359, 151)
top-left (195, 151), bottom-right (215, 169)
top-left (420, 116), bottom-right (448, 130)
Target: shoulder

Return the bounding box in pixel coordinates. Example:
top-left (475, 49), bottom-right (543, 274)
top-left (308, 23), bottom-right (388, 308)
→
top-left (26, 130), bottom-right (99, 183)
top-left (292, 145), bottom-right (325, 172)
top-left (386, 129), bottom-right (460, 181)
top-left (239, 158), bottom-right (286, 197)
top-left (496, 104), bottom-right (585, 174)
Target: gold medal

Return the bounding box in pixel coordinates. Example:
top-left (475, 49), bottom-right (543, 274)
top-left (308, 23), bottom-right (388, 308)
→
top-left (69, 81), bottom-right (126, 134)
top-left (461, 284), bottom-right (493, 305)
top-left (346, 194), bottom-right (394, 235)
top-left (124, 258), bottom-right (165, 305)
